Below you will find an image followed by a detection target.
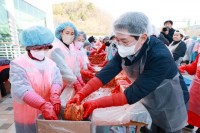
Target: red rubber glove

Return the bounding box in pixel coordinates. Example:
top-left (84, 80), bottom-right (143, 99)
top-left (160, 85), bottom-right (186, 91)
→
top-left (89, 50), bottom-right (97, 56)
top-left (73, 80), bottom-right (83, 93)
top-left (179, 65), bottom-right (186, 73)
top-left (83, 93), bottom-right (128, 119)
top-left (40, 102), bottom-right (58, 120)
top-left (77, 76), bottom-right (85, 86)
top-left (197, 66), bottom-right (200, 79)
top-left (50, 84), bottom-right (62, 115)
top-left (180, 54), bottom-right (199, 75)
top-left (97, 44), bottom-right (106, 54)
top-left (68, 77), bottom-right (103, 105)
top-left (99, 52), bottom-right (106, 57)
top-left (98, 60), bottom-right (108, 67)
top-left (111, 85), bottom-right (121, 93)
top-left (80, 70), bottom-right (94, 79)
top-left (89, 62), bottom-right (94, 66)
top-left (87, 64), bottom-right (95, 72)
top-left (23, 91), bottom-right (58, 120)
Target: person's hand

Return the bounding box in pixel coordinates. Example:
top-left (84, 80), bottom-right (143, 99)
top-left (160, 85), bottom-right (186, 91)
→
top-left (68, 77), bottom-right (103, 105)
top-left (179, 65), bottom-right (186, 73)
top-left (67, 93), bottom-right (85, 105)
top-left (83, 93), bottom-right (128, 119)
top-left (40, 102), bottom-right (58, 120)
top-left (99, 52), bottom-right (106, 57)
top-left (50, 94), bottom-right (61, 115)
top-left (111, 85), bottom-right (121, 93)
top-left (50, 84), bottom-right (62, 115)
top-left (80, 70), bottom-right (94, 78)
top-left (83, 101), bottom-right (98, 119)
top-left (87, 64), bottom-right (95, 72)
top-left (77, 76), bottom-right (85, 86)
top-left (53, 103), bottom-right (61, 115)
top-left (90, 50), bottom-right (96, 56)
top-left (73, 80), bottom-right (83, 93)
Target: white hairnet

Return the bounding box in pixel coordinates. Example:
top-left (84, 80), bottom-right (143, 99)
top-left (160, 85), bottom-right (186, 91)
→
top-left (174, 29), bottom-right (186, 37)
top-left (113, 12), bottom-right (152, 36)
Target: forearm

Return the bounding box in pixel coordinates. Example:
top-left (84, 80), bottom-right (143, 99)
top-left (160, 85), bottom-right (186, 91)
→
top-left (10, 62), bottom-right (34, 102)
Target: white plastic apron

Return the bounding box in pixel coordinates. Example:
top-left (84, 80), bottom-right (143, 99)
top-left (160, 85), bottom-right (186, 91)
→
top-left (50, 40), bottom-right (80, 87)
top-left (13, 55), bottom-right (55, 133)
top-left (122, 45), bottom-right (187, 132)
top-left (168, 41), bottom-right (183, 66)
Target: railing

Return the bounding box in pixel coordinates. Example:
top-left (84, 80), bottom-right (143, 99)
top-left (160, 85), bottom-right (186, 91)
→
top-left (0, 44), bottom-right (26, 60)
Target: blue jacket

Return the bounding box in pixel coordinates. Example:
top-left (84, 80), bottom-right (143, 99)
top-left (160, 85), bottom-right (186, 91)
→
top-left (96, 36), bottom-right (189, 104)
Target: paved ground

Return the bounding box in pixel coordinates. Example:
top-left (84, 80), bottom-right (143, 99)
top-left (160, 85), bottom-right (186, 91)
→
top-left (0, 75), bottom-right (197, 133)
top-left (0, 95), bottom-right (15, 133)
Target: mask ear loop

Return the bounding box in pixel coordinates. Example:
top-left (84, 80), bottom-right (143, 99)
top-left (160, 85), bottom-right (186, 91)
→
top-left (27, 50), bottom-right (45, 61)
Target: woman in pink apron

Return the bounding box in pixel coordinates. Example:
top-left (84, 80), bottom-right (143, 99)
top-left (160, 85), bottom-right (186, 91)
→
top-left (73, 31), bottom-right (95, 78)
top-left (10, 26), bottom-right (63, 133)
top-left (179, 54), bottom-right (200, 133)
top-left (48, 22), bottom-right (85, 106)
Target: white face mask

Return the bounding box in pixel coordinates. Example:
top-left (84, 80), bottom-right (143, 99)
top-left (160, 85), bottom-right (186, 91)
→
top-left (117, 40), bottom-right (140, 58)
top-left (75, 41), bottom-right (84, 49)
top-left (30, 50), bottom-right (48, 60)
top-left (62, 35), bottom-right (74, 45)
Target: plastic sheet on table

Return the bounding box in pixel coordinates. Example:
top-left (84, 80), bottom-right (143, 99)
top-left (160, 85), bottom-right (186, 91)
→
top-left (82, 88), bottom-right (112, 102)
top-left (91, 101), bottom-right (152, 129)
top-left (60, 86), bottom-right (75, 108)
top-left (93, 65), bottom-right (102, 72)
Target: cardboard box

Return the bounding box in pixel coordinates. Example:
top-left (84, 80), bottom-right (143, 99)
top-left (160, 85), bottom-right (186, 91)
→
top-left (37, 118), bottom-right (94, 133)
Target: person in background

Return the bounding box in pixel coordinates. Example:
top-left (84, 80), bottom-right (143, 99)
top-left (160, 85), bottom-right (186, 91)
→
top-left (73, 31), bottom-right (88, 70)
top-left (73, 31), bottom-right (94, 72)
top-left (10, 26), bottom-right (63, 133)
top-left (95, 37), bottom-right (103, 47)
top-left (95, 36), bottom-right (110, 67)
top-left (88, 36), bottom-right (97, 55)
top-left (96, 36), bottom-right (109, 54)
top-left (158, 27), bottom-right (170, 46)
top-left (48, 22), bottom-right (84, 93)
top-left (83, 41), bottom-right (92, 56)
top-left (182, 36), bottom-right (197, 64)
top-left (179, 53), bottom-right (200, 133)
top-left (168, 30), bottom-right (187, 66)
top-left (107, 35), bottom-right (118, 61)
top-left (88, 36), bottom-right (97, 48)
top-left (98, 35), bottom-right (118, 67)
top-left (191, 39), bottom-right (200, 63)
top-left (69, 11), bottom-right (188, 133)
top-left (73, 32), bottom-right (95, 80)
top-left (164, 20), bottom-right (176, 43)
top-left (0, 58), bottom-right (10, 98)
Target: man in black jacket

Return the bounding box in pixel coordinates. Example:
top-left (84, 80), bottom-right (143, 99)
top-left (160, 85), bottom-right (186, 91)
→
top-left (69, 12), bottom-right (188, 133)
top-left (164, 20), bottom-right (176, 43)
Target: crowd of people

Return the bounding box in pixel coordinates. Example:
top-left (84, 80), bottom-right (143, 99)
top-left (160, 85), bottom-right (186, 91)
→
top-left (0, 11), bottom-right (199, 133)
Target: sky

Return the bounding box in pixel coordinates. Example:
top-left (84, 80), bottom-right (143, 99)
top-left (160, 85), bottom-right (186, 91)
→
top-left (51, 0), bottom-right (200, 27)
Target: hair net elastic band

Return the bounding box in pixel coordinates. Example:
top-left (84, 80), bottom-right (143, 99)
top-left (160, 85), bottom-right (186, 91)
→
top-left (114, 30), bottom-right (143, 36)
top-left (26, 44), bottom-right (53, 51)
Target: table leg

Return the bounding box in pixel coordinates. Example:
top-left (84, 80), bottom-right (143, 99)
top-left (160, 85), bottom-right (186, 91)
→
top-left (126, 126), bottom-right (129, 133)
top-left (136, 125), bottom-right (141, 133)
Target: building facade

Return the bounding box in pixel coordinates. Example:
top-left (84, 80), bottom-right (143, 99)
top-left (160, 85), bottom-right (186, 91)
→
top-left (0, 0), bottom-right (53, 45)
